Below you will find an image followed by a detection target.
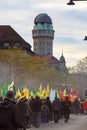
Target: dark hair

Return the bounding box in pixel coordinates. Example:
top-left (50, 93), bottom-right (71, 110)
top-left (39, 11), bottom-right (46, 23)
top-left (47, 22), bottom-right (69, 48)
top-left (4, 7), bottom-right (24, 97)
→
top-left (6, 90), bottom-right (14, 98)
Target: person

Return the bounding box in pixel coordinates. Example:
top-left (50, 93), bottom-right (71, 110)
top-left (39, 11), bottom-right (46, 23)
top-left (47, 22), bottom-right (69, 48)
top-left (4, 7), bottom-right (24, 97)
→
top-left (52, 97), bottom-right (60, 123)
top-left (41, 100), bottom-right (49, 123)
top-left (63, 96), bottom-right (71, 123)
top-left (0, 90), bottom-right (25, 130)
top-left (46, 97), bottom-right (52, 121)
top-left (74, 98), bottom-right (80, 114)
top-left (31, 96), bottom-right (42, 128)
top-left (16, 96), bottom-right (33, 129)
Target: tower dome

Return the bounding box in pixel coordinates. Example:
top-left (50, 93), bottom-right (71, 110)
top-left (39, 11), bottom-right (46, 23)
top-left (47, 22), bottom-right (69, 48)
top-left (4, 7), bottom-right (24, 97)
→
top-left (34, 13), bottom-right (52, 24)
top-left (32, 13), bottom-right (54, 55)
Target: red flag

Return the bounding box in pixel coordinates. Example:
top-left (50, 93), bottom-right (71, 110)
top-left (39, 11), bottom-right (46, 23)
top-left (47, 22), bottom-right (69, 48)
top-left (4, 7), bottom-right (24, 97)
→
top-left (69, 88), bottom-right (76, 101)
top-left (60, 88), bottom-right (66, 100)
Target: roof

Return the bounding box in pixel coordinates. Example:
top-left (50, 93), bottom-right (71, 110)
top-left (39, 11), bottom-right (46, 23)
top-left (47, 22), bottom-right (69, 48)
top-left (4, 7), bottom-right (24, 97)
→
top-left (0, 25), bottom-right (30, 46)
top-left (39, 54), bottom-right (60, 65)
top-left (34, 13), bottom-right (52, 24)
top-left (0, 25), bottom-right (26, 43)
top-left (0, 25), bottom-right (32, 51)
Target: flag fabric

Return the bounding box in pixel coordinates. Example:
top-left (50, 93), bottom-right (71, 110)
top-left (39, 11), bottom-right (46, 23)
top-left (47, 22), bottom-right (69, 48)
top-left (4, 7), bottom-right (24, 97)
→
top-left (17, 87), bottom-right (29, 101)
top-left (41, 88), bottom-right (47, 99)
top-left (16, 88), bottom-right (21, 97)
top-left (59, 88), bottom-right (64, 99)
top-left (8, 81), bottom-right (16, 98)
top-left (62, 89), bottom-right (66, 100)
top-left (46, 84), bottom-right (50, 97)
top-left (8, 81), bottom-right (14, 90)
top-left (59, 88), bottom-right (66, 100)
top-left (37, 84), bottom-right (42, 98)
top-left (1, 82), bottom-right (9, 99)
top-left (69, 88), bottom-right (76, 101)
top-left (30, 91), bottom-right (35, 99)
top-left (55, 89), bottom-right (59, 99)
top-left (50, 88), bottom-right (55, 102)
top-left (32, 88), bottom-right (37, 97)
top-left (0, 88), bottom-right (2, 97)
top-left (63, 89), bottom-right (66, 97)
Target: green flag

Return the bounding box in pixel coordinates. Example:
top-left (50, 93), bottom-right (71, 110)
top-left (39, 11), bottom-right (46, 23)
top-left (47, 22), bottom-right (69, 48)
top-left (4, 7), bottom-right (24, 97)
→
top-left (33, 88), bottom-right (37, 96)
top-left (1, 82), bottom-right (9, 99)
top-left (55, 89), bottom-right (59, 99)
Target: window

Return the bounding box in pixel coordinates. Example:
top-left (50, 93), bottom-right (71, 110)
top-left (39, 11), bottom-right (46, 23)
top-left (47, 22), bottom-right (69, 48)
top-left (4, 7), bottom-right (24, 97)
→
top-left (15, 42), bottom-right (21, 47)
top-left (3, 42), bottom-right (10, 47)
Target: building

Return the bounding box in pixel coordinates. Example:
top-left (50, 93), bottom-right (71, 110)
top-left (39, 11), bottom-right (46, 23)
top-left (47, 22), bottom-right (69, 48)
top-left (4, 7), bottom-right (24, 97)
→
top-left (32, 13), bottom-right (54, 55)
top-left (0, 25), bottom-right (34, 54)
top-left (32, 13), bottom-right (67, 74)
top-left (0, 13), bottom-right (67, 74)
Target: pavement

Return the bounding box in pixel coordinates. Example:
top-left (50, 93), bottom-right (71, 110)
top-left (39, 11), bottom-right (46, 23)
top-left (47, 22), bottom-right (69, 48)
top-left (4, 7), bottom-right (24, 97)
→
top-left (26, 114), bottom-right (87, 130)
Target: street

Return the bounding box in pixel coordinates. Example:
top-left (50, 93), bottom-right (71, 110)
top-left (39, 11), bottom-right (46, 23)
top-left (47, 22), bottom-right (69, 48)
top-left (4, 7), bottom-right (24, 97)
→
top-left (28, 114), bottom-right (87, 130)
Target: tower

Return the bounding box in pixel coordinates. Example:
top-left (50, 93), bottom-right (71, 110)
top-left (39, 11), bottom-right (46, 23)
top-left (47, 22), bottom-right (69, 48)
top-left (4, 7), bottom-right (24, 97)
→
top-left (59, 53), bottom-right (66, 74)
top-left (32, 13), bottom-right (54, 55)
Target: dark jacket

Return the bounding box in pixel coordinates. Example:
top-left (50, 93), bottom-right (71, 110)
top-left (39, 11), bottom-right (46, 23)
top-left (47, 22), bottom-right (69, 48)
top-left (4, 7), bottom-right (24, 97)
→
top-left (46, 97), bottom-right (52, 112)
top-left (30, 97), bottom-right (42, 113)
top-left (16, 98), bottom-right (28, 124)
top-left (41, 104), bottom-right (49, 116)
top-left (0, 98), bottom-right (25, 130)
top-left (52, 99), bottom-right (60, 111)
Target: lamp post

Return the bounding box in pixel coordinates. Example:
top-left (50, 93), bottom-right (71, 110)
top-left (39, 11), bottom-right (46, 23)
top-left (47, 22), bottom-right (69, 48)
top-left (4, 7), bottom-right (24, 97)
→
top-left (67, 0), bottom-right (87, 5)
top-left (67, 0), bottom-right (87, 41)
top-left (67, 0), bottom-right (75, 5)
top-left (84, 36), bottom-right (87, 40)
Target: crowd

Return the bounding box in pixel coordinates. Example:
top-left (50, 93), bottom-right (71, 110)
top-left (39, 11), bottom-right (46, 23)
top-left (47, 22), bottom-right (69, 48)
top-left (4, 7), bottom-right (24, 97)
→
top-left (0, 90), bottom-right (86, 130)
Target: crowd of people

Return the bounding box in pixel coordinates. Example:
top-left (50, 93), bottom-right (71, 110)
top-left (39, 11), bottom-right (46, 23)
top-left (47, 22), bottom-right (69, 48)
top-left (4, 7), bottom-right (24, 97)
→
top-left (0, 90), bottom-right (86, 130)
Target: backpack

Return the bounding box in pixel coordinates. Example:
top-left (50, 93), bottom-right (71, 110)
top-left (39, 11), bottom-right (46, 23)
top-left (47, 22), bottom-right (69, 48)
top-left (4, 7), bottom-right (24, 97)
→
top-left (52, 100), bottom-right (59, 111)
top-left (0, 101), bottom-right (12, 128)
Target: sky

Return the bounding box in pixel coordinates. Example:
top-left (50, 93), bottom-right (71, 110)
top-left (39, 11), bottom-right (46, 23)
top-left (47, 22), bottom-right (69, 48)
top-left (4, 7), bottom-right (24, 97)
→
top-left (0, 0), bottom-right (87, 67)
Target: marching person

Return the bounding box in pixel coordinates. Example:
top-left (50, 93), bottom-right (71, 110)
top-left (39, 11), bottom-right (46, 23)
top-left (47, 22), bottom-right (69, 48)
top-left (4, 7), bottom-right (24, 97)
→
top-left (63, 96), bottom-right (71, 123)
top-left (0, 90), bottom-right (25, 130)
top-left (52, 97), bottom-right (60, 123)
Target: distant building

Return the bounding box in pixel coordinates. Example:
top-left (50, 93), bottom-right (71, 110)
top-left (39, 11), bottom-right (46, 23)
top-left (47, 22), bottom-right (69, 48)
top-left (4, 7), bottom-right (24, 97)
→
top-left (32, 13), bottom-right (54, 55)
top-left (0, 25), bottom-right (34, 54)
top-left (0, 13), bottom-right (67, 74)
top-left (32, 13), bottom-right (67, 74)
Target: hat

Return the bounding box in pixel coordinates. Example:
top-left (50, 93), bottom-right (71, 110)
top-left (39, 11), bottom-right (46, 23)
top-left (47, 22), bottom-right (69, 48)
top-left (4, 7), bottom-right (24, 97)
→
top-left (6, 90), bottom-right (14, 98)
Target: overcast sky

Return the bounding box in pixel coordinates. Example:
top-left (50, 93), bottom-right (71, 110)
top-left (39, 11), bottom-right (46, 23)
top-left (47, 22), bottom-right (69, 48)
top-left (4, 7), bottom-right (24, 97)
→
top-left (0, 0), bottom-right (87, 67)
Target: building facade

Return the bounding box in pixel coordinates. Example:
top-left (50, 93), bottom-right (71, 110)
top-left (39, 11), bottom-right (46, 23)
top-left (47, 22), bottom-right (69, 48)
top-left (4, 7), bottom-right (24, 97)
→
top-left (32, 13), bottom-right (67, 74)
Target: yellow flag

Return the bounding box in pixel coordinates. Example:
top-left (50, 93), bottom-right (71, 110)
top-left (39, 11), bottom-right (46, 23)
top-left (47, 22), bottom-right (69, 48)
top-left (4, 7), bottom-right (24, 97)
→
top-left (37, 83), bottom-right (42, 98)
top-left (41, 88), bottom-right (47, 99)
top-left (46, 84), bottom-right (50, 96)
top-left (63, 89), bottom-right (66, 97)
top-left (8, 81), bottom-right (14, 90)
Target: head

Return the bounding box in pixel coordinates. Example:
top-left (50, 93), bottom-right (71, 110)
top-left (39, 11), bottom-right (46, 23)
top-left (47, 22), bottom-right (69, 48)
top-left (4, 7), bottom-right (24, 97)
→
top-left (6, 90), bottom-right (14, 101)
top-left (46, 96), bottom-right (49, 100)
